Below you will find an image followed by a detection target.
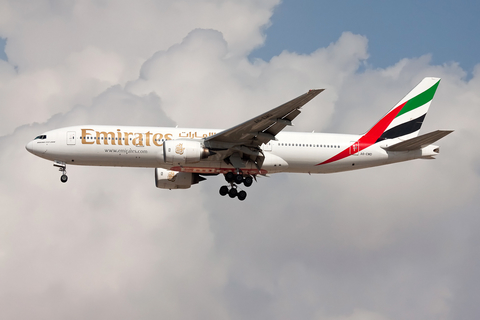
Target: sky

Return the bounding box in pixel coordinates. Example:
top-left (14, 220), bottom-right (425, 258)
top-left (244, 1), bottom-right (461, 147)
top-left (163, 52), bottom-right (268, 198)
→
top-left (251, 0), bottom-right (480, 72)
top-left (1, 1), bottom-right (479, 320)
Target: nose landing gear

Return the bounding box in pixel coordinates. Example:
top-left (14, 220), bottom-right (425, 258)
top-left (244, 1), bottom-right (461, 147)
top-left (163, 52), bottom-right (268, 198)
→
top-left (54, 160), bottom-right (68, 183)
top-left (219, 172), bottom-right (253, 201)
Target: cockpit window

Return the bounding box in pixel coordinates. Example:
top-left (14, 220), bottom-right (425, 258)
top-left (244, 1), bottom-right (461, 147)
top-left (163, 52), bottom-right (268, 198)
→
top-left (34, 135), bottom-right (47, 140)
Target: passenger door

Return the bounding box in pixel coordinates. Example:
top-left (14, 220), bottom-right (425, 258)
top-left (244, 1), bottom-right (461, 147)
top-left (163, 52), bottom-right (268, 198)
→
top-left (67, 131), bottom-right (76, 145)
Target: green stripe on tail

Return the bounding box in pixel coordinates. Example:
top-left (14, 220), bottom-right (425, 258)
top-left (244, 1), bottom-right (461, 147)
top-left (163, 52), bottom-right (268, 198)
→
top-left (396, 80), bottom-right (440, 118)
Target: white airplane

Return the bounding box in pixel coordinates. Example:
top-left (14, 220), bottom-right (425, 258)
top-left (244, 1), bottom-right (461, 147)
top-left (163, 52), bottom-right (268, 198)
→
top-left (26, 77), bottom-right (452, 200)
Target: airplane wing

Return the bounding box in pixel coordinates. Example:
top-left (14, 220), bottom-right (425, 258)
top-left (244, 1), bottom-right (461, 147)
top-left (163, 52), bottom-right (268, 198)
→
top-left (203, 89), bottom-right (324, 171)
top-left (205, 89), bottom-right (324, 148)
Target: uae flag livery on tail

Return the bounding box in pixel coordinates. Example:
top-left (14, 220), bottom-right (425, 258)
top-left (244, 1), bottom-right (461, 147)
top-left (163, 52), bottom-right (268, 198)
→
top-left (318, 77), bottom-right (441, 165)
top-left (376, 77), bottom-right (440, 142)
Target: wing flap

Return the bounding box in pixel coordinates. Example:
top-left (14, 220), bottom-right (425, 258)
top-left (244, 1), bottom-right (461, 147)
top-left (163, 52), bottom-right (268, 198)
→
top-left (384, 130), bottom-right (453, 152)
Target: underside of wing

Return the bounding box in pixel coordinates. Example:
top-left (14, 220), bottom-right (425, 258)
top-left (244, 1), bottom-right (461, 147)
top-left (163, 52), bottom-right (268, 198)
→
top-left (205, 89), bottom-right (324, 148)
top-left (203, 89), bottom-right (324, 172)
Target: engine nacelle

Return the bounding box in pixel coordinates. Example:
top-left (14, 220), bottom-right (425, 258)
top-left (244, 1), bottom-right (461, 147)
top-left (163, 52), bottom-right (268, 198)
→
top-left (163, 140), bottom-right (211, 165)
top-left (155, 168), bottom-right (204, 189)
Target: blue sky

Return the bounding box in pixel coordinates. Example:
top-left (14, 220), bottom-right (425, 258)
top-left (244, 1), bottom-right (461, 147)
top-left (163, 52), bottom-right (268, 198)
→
top-left (252, 0), bottom-right (479, 72)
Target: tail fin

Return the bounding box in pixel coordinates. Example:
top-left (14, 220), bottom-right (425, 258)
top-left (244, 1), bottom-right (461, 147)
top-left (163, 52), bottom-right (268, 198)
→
top-left (318, 77), bottom-right (442, 166)
top-left (371, 77), bottom-right (441, 142)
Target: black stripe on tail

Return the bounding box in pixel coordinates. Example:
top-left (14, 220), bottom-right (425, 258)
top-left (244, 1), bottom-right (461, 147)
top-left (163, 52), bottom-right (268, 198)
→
top-left (376, 114), bottom-right (426, 143)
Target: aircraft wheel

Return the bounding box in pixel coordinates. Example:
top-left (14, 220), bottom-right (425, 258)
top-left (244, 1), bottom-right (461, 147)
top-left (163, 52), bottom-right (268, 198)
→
top-left (237, 190), bottom-right (247, 201)
top-left (243, 176), bottom-right (253, 187)
top-left (234, 174), bottom-right (243, 184)
top-left (225, 172), bottom-right (234, 182)
top-left (219, 186), bottom-right (228, 196)
top-left (60, 174), bottom-right (68, 183)
top-left (228, 188), bottom-right (238, 198)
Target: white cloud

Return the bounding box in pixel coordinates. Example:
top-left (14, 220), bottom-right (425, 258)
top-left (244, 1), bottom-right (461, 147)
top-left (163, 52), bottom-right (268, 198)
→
top-left (1, 1), bottom-right (480, 319)
top-left (0, 0), bottom-right (279, 135)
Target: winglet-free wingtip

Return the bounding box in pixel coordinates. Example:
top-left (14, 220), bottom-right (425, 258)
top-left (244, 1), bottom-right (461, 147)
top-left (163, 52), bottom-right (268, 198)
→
top-left (309, 89), bottom-right (325, 94)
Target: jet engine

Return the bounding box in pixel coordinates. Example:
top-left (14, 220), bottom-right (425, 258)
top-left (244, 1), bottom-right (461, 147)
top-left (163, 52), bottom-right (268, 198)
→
top-left (154, 168), bottom-right (205, 189)
top-left (163, 140), bottom-right (212, 165)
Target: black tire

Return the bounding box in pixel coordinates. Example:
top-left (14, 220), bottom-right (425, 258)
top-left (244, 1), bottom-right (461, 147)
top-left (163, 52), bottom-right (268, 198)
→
top-left (234, 174), bottom-right (243, 184)
top-left (228, 188), bottom-right (238, 198)
top-left (219, 186), bottom-right (228, 196)
top-left (60, 174), bottom-right (68, 183)
top-left (237, 190), bottom-right (247, 201)
top-left (243, 176), bottom-right (253, 187)
top-left (225, 172), bottom-right (234, 182)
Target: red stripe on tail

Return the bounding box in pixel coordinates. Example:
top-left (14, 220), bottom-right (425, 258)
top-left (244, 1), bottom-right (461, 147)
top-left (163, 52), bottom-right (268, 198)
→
top-left (316, 102), bottom-right (406, 165)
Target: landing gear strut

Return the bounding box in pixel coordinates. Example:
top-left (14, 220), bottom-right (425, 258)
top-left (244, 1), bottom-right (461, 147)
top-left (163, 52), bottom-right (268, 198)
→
top-left (54, 160), bottom-right (68, 183)
top-left (219, 171), bottom-right (253, 201)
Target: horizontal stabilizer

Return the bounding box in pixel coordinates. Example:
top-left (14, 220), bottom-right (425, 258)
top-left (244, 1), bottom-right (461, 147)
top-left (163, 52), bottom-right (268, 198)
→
top-left (384, 130), bottom-right (453, 152)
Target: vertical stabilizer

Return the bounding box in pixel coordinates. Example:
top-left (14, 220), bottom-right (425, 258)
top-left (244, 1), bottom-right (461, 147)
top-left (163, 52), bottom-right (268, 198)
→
top-left (317, 77), bottom-right (441, 166)
top-left (375, 77), bottom-right (440, 142)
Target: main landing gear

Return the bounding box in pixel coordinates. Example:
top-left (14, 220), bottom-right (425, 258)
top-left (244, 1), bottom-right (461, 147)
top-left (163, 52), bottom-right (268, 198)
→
top-left (54, 160), bottom-right (68, 183)
top-left (219, 172), bottom-right (253, 201)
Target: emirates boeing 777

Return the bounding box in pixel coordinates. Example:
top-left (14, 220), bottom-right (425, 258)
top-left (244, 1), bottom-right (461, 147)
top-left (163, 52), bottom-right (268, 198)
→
top-left (26, 77), bottom-right (452, 200)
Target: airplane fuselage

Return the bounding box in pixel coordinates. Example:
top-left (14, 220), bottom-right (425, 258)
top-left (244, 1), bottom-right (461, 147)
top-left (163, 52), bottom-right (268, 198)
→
top-left (26, 125), bottom-right (439, 175)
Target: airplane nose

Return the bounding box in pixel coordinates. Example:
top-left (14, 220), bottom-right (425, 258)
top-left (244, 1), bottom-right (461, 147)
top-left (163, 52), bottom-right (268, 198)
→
top-left (25, 141), bottom-right (35, 154)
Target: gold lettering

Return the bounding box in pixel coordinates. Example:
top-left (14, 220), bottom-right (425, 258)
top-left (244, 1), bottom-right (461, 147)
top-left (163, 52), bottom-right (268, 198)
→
top-left (124, 132), bottom-right (133, 145)
top-left (117, 129), bottom-right (123, 146)
top-left (153, 133), bottom-right (163, 146)
top-left (145, 131), bottom-right (152, 146)
top-left (133, 133), bottom-right (144, 146)
top-left (81, 129), bottom-right (171, 147)
top-left (81, 129), bottom-right (95, 145)
top-left (96, 131), bottom-right (116, 145)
